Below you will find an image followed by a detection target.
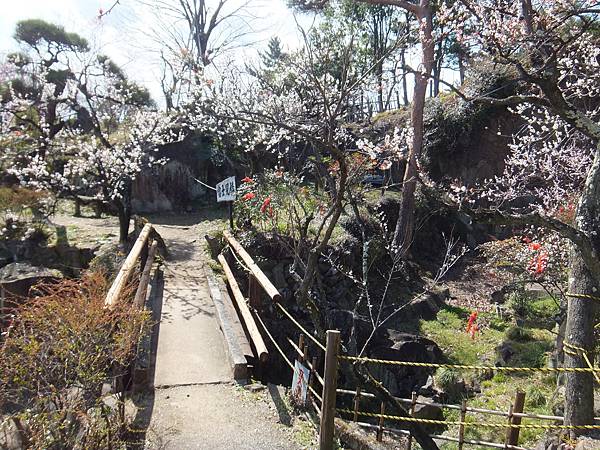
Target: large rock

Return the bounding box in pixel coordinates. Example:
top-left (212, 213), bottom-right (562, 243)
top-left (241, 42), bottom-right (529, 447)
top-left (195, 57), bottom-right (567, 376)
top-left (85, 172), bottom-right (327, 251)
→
top-left (576, 439), bottom-right (600, 450)
top-left (0, 416), bottom-right (24, 450)
top-left (495, 341), bottom-right (516, 365)
top-left (0, 247), bottom-right (13, 269)
top-left (0, 262), bottom-right (62, 294)
top-left (0, 263), bottom-right (63, 320)
top-left (368, 332), bottom-right (444, 396)
top-left (414, 395), bottom-right (444, 420)
top-left (409, 291), bottom-right (447, 320)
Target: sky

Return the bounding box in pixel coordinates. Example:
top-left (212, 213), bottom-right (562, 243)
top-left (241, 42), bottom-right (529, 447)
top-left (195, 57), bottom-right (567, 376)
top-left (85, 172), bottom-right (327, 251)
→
top-left (0, 0), bottom-right (314, 103)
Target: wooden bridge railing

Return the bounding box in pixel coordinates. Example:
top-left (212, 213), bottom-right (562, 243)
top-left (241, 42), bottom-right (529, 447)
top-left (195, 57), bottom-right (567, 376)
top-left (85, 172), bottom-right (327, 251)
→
top-left (105, 223), bottom-right (157, 308)
top-left (221, 230), bottom-right (338, 450)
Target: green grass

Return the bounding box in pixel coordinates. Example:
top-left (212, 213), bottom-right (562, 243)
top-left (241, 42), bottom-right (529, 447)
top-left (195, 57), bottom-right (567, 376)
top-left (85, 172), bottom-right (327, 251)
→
top-left (421, 308), bottom-right (504, 367)
top-left (419, 305), bottom-right (558, 448)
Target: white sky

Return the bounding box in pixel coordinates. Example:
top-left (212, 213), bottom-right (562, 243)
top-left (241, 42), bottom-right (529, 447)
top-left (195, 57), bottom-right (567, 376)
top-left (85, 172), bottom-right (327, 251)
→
top-left (0, 0), bottom-right (313, 103)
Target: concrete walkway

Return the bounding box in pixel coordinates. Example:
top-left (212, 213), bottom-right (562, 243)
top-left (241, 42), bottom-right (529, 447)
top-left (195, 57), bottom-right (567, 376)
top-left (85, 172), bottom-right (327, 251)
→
top-left (150, 224), bottom-right (231, 387)
top-left (139, 219), bottom-right (305, 450)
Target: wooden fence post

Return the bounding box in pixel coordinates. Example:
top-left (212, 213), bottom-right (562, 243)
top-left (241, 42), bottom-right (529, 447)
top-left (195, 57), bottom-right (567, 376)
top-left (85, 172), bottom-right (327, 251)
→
top-left (376, 401), bottom-right (385, 442)
top-left (508, 391), bottom-right (526, 447)
top-left (319, 330), bottom-right (341, 450)
top-left (504, 404), bottom-right (514, 449)
top-left (298, 334), bottom-right (305, 363)
top-left (353, 386), bottom-right (361, 422)
top-left (407, 392), bottom-right (418, 450)
top-left (458, 399), bottom-right (467, 450)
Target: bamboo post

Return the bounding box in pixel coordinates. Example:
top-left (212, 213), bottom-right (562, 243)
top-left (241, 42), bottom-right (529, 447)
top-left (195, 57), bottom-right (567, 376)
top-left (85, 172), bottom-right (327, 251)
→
top-left (504, 404), bottom-right (514, 449)
top-left (105, 223), bottom-right (153, 307)
top-left (353, 386), bottom-right (361, 422)
top-left (223, 230), bottom-right (281, 302)
top-left (319, 330), bottom-right (341, 450)
top-left (458, 399), bottom-right (467, 450)
top-left (407, 392), bottom-right (418, 450)
top-left (508, 391), bottom-right (526, 447)
top-left (376, 401), bottom-right (385, 442)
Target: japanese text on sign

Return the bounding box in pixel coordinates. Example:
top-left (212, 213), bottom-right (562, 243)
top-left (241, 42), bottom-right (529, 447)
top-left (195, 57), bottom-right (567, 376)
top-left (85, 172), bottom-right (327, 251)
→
top-left (216, 176), bottom-right (236, 202)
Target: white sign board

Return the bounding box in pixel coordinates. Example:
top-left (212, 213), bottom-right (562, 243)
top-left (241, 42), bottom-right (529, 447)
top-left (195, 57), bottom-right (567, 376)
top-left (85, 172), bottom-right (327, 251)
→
top-left (216, 176), bottom-right (236, 202)
top-left (291, 360), bottom-right (310, 407)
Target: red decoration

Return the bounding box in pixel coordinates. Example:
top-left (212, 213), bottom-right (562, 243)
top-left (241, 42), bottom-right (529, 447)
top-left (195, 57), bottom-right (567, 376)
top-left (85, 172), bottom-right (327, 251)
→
top-left (466, 311), bottom-right (479, 339)
top-left (242, 192), bottom-right (255, 201)
top-left (260, 196), bottom-right (271, 213)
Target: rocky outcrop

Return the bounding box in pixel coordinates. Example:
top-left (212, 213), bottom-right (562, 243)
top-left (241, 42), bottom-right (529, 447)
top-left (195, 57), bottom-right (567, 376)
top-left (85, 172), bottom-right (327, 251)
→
top-left (0, 238), bottom-right (97, 277)
top-left (132, 134), bottom-right (224, 213)
top-left (368, 332), bottom-right (444, 397)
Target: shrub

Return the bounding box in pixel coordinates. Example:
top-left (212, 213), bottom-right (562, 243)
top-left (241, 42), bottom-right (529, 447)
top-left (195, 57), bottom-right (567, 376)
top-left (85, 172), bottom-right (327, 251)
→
top-left (437, 367), bottom-right (460, 388)
top-left (526, 385), bottom-right (547, 408)
top-left (505, 325), bottom-right (533, 342)
top-left (0, 186), bottom-right (51, 218)
top-left (0, 271), bottom-right (149, 449)
top-left (506, 290), bottom-right (534, 321)
top-left (0, 187), bottom-right (52, 243)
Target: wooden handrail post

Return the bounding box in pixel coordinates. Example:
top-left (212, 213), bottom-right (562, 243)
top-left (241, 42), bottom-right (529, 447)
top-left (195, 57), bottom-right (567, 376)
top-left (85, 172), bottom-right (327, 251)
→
top-left (217, 255), bottom-right (269, 362)
top-left (310, 355), bottom-right (318, 401)
top-left (458, 399), bottom-right (467, 450)
top-left (223, 230), bottom-right (281, 302)
top-left (508, 391), bottom-right (526, 447)
top-left (105, 223), bottom-right (153, 307)
top-left (248, 273), bottom-right (262, 309)
top-left (319, 330), bottom-right (341, 450)
top-left (134, 240), bottom-right (158, 309)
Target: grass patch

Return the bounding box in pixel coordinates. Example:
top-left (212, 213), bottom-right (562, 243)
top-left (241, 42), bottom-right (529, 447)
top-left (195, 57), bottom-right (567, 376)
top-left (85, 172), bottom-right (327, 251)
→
top-left (421, 307), bottom-right (503, 367)
top-left (420, 304), bottom-right (559, 447)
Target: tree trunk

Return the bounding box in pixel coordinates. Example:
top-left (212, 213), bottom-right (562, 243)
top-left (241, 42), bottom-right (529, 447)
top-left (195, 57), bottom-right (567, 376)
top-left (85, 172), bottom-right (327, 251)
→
top-left (377, 68), bottom-right (384, 113)
top-left (116, 181), bottom-right (133, 246)
top-left (564, 150), bottom-right (600, 434)
top-left (392, 1), bottom-right (434, 253)
top-left (458, 53), bottom-right (465, 85)
top-left (116, 202), bottom-right (131, 246)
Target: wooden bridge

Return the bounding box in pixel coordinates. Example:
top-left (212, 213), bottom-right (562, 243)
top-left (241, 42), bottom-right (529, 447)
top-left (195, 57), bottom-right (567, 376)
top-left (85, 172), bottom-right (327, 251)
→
top-left (109, 222), bottom-right (592, 450)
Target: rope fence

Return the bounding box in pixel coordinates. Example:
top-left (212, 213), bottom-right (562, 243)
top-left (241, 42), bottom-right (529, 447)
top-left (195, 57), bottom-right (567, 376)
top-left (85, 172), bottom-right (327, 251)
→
top-left (275, 302), bottom-right (326, 352)
top-left (220, 232), bottom-right (600, 450)
top-left (338, 355), bottom-right (599, 373)
top-left (336, 409), bottom-right (600, 430)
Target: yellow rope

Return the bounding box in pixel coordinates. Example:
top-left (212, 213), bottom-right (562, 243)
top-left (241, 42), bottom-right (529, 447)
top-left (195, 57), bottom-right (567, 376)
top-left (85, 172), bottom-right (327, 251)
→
top-left (336, 409), bottom-right (600, 430)
top-left (562, 341), bottom-right (600, 384)
top-left (566, 293), bottom-right (600, 301)
top-left (339, 355), bottom-right (597, 373)
top-left (563, 341), bottom-right (587, 354)
top-left (275, 302), bottom-right (326, 352)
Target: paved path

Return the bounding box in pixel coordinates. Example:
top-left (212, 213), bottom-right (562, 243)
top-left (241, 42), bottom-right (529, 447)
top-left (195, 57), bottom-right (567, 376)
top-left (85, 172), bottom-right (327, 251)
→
top-left (150, 223), bottom-right (231, 387)
top-left (138, 218), bottom-right (306, 450)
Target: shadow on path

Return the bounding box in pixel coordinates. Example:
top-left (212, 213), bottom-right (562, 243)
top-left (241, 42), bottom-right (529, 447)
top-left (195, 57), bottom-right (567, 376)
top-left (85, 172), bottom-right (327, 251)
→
top-left (128, 267), bottom-right (164, 449)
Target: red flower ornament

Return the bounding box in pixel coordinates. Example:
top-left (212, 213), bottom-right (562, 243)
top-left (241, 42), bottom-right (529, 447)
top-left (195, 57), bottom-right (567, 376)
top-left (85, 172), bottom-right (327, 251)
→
top-left (260, 196), bottom-right (272, 213)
